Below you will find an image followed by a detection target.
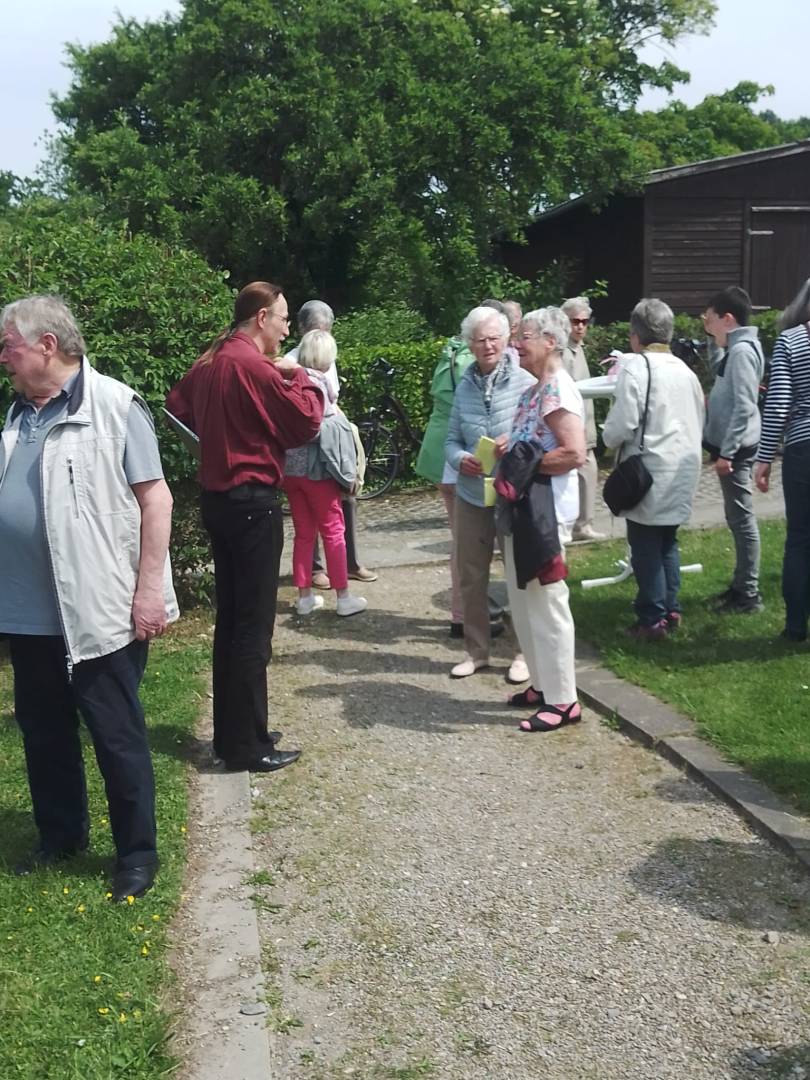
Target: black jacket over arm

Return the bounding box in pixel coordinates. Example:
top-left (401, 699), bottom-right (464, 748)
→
top-left (495, 440), bottom-right (561, 589)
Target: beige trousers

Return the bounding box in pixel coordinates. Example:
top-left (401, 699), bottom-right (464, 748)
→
top-left (576, 448), bottom-right (598, 529)
top-left (440, 485), bottom-right (463, 623)
top-left (502, 533), bottom-right (577, 703)
top-left (454, 495), bottom-right (497, 662)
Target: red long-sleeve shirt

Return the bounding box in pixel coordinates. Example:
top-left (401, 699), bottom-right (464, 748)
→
top-left (166, 332), bottom-right (323, 491)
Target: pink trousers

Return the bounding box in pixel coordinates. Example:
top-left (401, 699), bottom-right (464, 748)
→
top-left (284, 476), bottom-right (349, 590)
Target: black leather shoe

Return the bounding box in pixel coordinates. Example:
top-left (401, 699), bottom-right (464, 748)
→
top-left (225, 749), bottom-right (301, 773)
top-left (111, 864), bottom-right (158, 902)
top-left (14, 846), bottom-right (86, 876)
top-left (262, 730), bottom-right (283, 745)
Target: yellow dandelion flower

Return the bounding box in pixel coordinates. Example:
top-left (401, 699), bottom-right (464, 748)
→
top-left (99, 817), bottom-right (108, 825)
top-left (151, 914), bottom-right (160, 921)
top-left (105, 892), bottom-right (113, 899)
top-left (98, 1007), bottom-right (109, 1015)
top-left (180, 825), bottom-right (187, 833)
top-left (94, 975), bottom-right (102, 984)
top-left (135, 924), bottom-right (144, 931)
top-left (26, 907), bottom-right (32, 913)
top-left (141, 945), bottom-right (149, 956)
top-left (118, 1012), bottom-right (127, 1023)
top-left (126, 895), bottom-right (135, 905)
top-left (77, 904), bottom-right (86, 913)
top-left (62, 887), bottom-right (69, 895)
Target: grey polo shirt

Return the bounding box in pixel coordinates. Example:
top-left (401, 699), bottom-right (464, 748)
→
top-left (0, 374), bottom-right (164, 635)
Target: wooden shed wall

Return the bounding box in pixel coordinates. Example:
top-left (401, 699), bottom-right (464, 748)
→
top-left (645, 151), bottom-right (810, 314)
top-left (498, 196), bottom-right (644, 322)
top-left (645, 197), bottom-right (745, 313)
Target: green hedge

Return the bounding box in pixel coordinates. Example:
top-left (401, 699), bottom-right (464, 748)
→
top-left (0, 201), bottom-right (233, 605)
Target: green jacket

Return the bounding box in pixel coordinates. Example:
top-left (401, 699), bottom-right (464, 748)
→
top-left (415, 337), bottom-right (474, 483)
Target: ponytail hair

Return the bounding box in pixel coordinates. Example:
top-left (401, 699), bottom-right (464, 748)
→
top-left (198, 281), bottom-right (283, 365)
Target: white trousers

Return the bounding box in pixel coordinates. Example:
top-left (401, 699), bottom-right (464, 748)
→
top-left (503, 533), bottom-right (577, 703)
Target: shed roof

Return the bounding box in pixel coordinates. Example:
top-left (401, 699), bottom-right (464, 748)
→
top-left (529, 139), bottom-right (810, 225)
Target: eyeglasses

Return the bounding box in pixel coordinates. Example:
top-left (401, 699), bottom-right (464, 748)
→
top-left (570, 318), bottom-right (590, 327)
top-left (472, 336), bottom-right (504, 347)
top-left (269, 311), bottom-right (290, 326)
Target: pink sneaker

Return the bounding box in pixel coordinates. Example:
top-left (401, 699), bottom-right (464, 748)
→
top-left (625, 620), bottom-right (668, 642)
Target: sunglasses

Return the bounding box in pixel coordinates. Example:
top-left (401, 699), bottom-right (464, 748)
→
top-left (570, 318), bottom-right (590, 327)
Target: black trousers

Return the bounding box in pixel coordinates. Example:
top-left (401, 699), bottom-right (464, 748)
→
top-left (313, 495), bottom-right (359, 573)
top-left (200, 487), bottom-right (283, 763)
top-left (9, 635), bottom-right (156, 869)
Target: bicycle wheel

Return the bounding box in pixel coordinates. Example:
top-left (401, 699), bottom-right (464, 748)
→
top-left (357, 421), bottom-right (400, 499)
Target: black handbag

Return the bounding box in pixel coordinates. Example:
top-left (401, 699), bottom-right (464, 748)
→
top-left (603, 353), bottom-right (654, 515)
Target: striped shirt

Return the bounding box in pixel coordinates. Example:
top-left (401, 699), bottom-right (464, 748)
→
top-left (756, 324), bottom-right (810, 462)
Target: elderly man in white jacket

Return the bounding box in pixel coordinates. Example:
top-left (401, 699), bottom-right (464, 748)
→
top-left (602, 299), bottom-right (704, 640)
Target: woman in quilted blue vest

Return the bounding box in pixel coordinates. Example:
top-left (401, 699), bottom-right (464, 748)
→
top-left (445, 306), bottom-right (534, 678)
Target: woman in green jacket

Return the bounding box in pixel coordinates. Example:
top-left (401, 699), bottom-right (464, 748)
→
top-left (415, 335), bottom-right (473, 634)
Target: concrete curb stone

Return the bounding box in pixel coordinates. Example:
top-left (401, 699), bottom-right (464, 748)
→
top-left (175, 766), bottom-right (274, 1079)
top-left (575, 644), bottom-right (810, 873)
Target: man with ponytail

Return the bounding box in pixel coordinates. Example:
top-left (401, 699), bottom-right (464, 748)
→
top-left (167, 282), bottom-right (323, 773)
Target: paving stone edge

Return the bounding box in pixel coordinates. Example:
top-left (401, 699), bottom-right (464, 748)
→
top-left (575, 641), bottom-right (810, 873)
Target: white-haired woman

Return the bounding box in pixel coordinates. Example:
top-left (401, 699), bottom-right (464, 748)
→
top-left (755, 278), bottom-right (810, 641)
top-left (502, 307), bottom-right (586, 731)
top-left (445, 306), bottom-right (535, 677)
top-left (283, 330), bottom-right (367, 617)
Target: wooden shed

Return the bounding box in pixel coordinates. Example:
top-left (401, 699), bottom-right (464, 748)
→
top-left (499, 140), bottom-right (810, 322)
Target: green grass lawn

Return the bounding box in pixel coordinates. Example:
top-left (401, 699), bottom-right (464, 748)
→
top-left (567, 520), bottom-right (810, 815)
top-left (0, 616), bottom-right (210, 1080)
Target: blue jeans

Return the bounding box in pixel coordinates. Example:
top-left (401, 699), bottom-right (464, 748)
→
top-left (781, 440), bottom-right (810, 637)
top-left (626, 520), bottom-right (681, 626)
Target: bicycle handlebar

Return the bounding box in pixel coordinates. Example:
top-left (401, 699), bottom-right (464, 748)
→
top-left (372, 356), bottom-right (397, 379)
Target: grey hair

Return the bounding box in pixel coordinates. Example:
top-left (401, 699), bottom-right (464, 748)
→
top-left (630, 298), bottom-right (674, 346)
top-left (297, 299), bottom-right (335, 334)
top-left (778, 278), bottom-right (810, 333)
top-left (1, 294), bottom-right (87, 357)
top-left (460, 306), bottom-right (509, 344)
top-left (503, 300), bottom-right (523, 326)
top-left (562, 296), bottom-right (592, 319)
top-left (521, 307), bottom-right (571, 354)
top-left (298, 329), bottom-right (337, 374)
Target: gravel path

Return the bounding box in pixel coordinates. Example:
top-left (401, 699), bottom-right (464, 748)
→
top-left (250, 562), bottom-right (810, 1080)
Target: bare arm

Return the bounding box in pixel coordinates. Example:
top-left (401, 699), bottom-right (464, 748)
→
top-left (538, 410), bottom-right (587, 475)
top-left (131, 478), bottom-right (174, 640)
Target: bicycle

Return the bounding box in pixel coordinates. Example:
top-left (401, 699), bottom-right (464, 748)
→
top-left (356, 357), bottom-right (424, 500)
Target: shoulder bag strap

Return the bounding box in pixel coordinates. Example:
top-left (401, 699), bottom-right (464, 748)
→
top-left (638, 353), bottom-right (652, 452)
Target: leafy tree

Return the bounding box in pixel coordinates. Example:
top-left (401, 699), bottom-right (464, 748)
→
top-left (52, 0), bottom-right (715, 327)
top-left (627, 82), bottom-right (810, 172)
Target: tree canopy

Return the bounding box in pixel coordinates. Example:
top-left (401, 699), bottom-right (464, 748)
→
top-left (627, 82), bottom-right (810, 170)
top-left (52, 0), bottom-right (717, 325)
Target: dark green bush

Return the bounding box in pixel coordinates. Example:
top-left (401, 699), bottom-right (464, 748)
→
top-left (333, 303), bottom-right (432, 349)
top-left (0, 200), bottom-right (233, 605)
top-left (338, 339), bottom-right (443, 436)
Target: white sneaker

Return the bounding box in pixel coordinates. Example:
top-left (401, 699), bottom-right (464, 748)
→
top-left (296, 594), bottom-right (325, 615)
top-left (572, 524), bottom-right (606, 542)
top-left (336, 594), bottom-right (367, 617)
top-left (507, 655), bottom-right (530, 684)
top-left (450, 656), bottom-right (488, 678)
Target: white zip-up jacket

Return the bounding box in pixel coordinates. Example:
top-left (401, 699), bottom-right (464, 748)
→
top-left (602, 350), bottom-right (705, 526)
top-left (0, 357), bottom-right (179, 664)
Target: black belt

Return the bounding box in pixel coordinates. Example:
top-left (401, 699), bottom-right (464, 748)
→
top-left (203, 483), bottom-right (279, 502)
